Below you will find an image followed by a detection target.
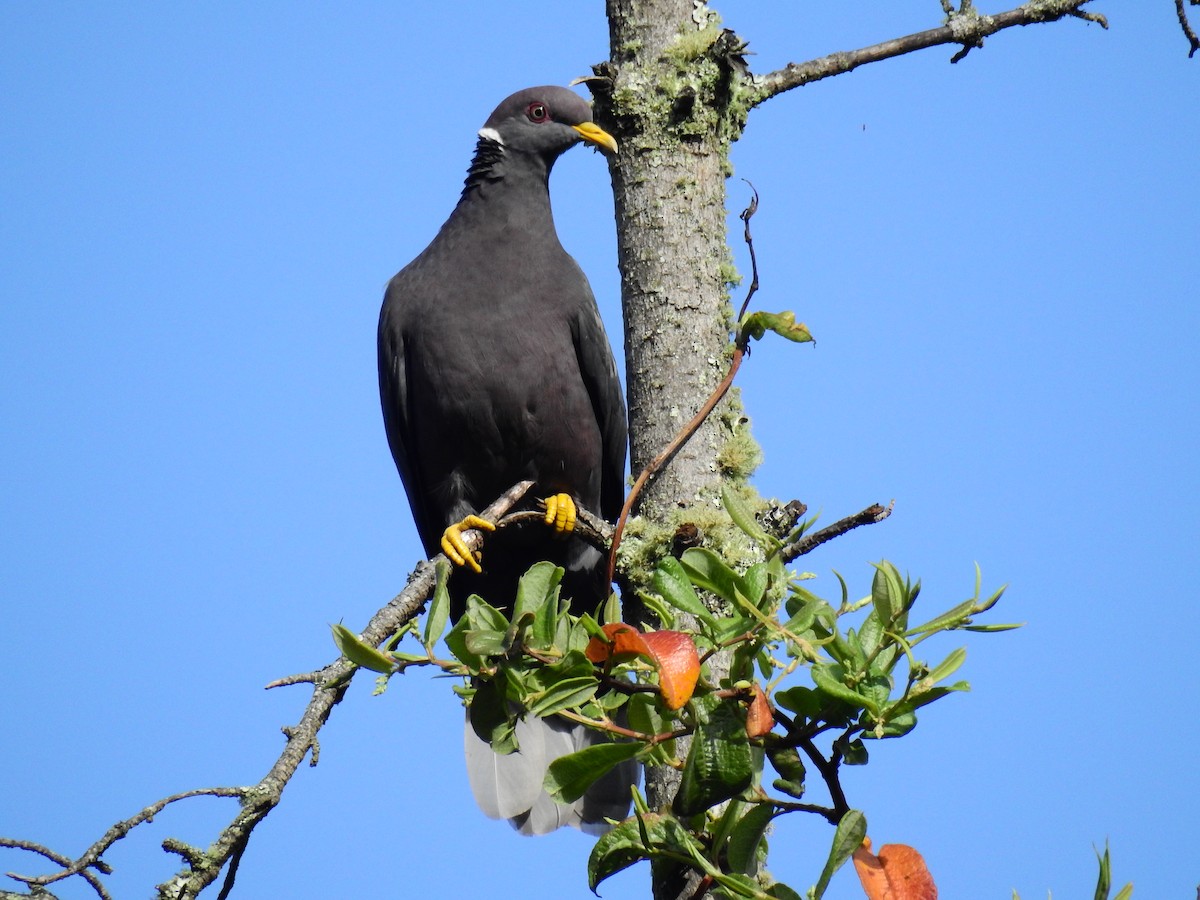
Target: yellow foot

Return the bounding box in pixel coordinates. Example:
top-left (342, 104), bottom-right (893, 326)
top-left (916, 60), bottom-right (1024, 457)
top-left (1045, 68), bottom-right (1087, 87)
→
top-left (440, 514), bottom-right (496, 573)
top-left (541, 493), bottom-right (577, 537)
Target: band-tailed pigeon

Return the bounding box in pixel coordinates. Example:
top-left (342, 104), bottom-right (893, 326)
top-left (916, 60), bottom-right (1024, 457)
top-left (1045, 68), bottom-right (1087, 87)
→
top-left (377, 86), bottom-right (633, 834)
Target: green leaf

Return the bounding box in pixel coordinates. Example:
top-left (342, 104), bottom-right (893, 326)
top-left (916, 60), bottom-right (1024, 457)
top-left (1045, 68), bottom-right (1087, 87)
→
top-left (636, 590), bottom-right (677, 629)
top-left (588, 810), bottom-right (708, 892)
top-left (811, 662), bottom-right (874, 715)
top-left (331, 623), bottom-right (398, 674)
top-left (907, 597), bottom-right (975, 636)
top-left (445, 614), bottom-right (483, 670)
top-left (545, 740), bottom-right (642, 804)
top-left (742, 563), bottom-right (770, 610)
top-left (887, 680), bottom-right (970, 719)
top-left (675, 697), bottom-right (754, 817)
top-left (627, 692), bottom-right (676, 762)
top-left (870, 561), bottom-right (913, 632)
top-left (715, 612), bottom-right (759, 646)
top-left (468, 594), bottom-right (510, 629)
top-left (653, 556), bottom-right (716, 624)
top-left (526, 676), bottom-right (599, 718)
top-left (772, 779), bottom-right (805, 799)
top-left (963, 622), bottom-right (1025, 632)
top-left (773, 686), bottom-right (821, 719)
top-left (468, 675), bottom-right (515, 751)
top-left (601, 588), bottom-right (622, 626)
top-left (587, 817), bottom-right (651, 891)
top-left (532, 649), bottom-right (596, 684)
top-left (463, 629), bottom-right (509, 658)
top-left (870, 563), bottom-right (896, 628)
top-left (840, 738), bottom-right (868, 766)
top-left (765, 884), bottom-right (803, 900)
top-left (1094, 840), bottom-right (1111, 900)
top-left (513, 560), bottom-right (562, 621)
top-left (722, 483), bottom-right (776, 550)
top-left (424, 558), bottom-right (452, 649)
top-left (811, 809), bottom-right (866, 899)
top-left (387, 650), bottom-right (431, 664)
top-left (867, 709), bottom-right (916, 739)
top-left (859, 672), bottom-right (893, 712)
top-left (824, 628), bottom-right (861, 668)
top-left (681, 547), bottom-right (745, 605)
top-left (713, 872), bottom-right (761, 898)
top-left (765, 742), bottom-right (806, 785)
top-left (738, 309), bottom-right (814, 345)
top-left (857, 609), bottom-right (884, 660)
top-left (923, 646), bottom-right (967, 688)
top-left (781, 595), bottom-right (823, 636)
top-left (726, 803), bottom-right (775, 875)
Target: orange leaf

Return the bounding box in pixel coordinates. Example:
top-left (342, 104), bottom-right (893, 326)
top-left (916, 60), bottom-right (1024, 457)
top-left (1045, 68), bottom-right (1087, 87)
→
top-left (853, 837), bottom-right (937, 900)
top-left (745, 683), bottom-right (774, 738)
top-left (584, 622), bottom-right (646, 664)
top-left (640, 630), bottom-right (700, 710)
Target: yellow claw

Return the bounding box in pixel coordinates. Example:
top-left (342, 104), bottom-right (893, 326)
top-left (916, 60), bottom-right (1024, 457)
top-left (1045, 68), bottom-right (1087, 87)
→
top-left (440, 514), bottom-right (496, 573)
top-left (542, 493), bottom-right (577, 537)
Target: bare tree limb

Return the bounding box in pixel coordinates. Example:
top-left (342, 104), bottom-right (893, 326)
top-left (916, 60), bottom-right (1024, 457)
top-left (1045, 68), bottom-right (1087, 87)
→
top-left (747, 0), bottom-right (1109, 106)
top-left (779, 501), bottom-right (895, 563)
top-left (2, 483), bottom-right (536, 900)
top-left (5, 789), bottom-right (247, 899)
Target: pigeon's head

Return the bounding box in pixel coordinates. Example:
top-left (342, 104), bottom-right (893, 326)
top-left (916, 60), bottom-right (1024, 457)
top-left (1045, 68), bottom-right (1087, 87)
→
top-left (478, 86), bottom-right (617, 161)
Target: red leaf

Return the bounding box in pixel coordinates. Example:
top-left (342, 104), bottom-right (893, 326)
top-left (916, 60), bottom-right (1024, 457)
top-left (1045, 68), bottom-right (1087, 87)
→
top-left (745, 683), bottom-right (774, 738)
top-left (853, 837), bottom-right (937, 900)
top-left (640, 631), bottom-right (700, 710)
top-left (585, 625), bottom-right (700, 710)
top-left (584, 622), bottom-right (646, 664)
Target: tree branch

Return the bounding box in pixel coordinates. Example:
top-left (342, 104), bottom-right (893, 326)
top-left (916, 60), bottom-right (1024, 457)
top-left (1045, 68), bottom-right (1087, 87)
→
top-left (2, 482), bottom-right (536, 900)
top-left (747, 0), bottom-right (1109, 106)
top-left (778, 501), bottom-right (894, 563)
top-left (1177, 0), bottom-right (1200, 57)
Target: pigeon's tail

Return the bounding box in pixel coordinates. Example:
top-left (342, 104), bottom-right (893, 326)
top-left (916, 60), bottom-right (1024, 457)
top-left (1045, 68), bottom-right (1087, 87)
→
top-left (463, 713), bottom-right (638, 836)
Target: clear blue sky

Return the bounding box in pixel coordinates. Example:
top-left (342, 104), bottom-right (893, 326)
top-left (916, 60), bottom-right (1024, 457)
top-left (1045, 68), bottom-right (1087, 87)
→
top-left (3, 3), bottom-right (1196, 898)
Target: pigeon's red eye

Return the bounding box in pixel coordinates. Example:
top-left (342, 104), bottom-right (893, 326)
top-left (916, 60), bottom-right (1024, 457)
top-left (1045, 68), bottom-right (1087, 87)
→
top-left (527, 102), bottom-right (549, 123)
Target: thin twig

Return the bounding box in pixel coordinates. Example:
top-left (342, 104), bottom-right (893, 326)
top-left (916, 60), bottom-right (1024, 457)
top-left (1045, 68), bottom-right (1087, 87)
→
top-left (556, 708), bottom-right (689, 747)
top-left (1177, 0), bottom-right (1200, 56)
top-left (755, 796), bottom-right (841, 824)
top-left (778, 501), bottom-right (894, 563)
top-left (2, 837), bottom-right (108, 900)
top-left (735, 181), bottom-right (761, 323)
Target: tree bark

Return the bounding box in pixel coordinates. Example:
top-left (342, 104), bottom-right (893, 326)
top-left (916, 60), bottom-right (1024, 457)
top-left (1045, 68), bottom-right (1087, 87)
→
top-left (596, 2), bottom-right (749, 897)
top-left (600, 0), bottom-right (741, 509)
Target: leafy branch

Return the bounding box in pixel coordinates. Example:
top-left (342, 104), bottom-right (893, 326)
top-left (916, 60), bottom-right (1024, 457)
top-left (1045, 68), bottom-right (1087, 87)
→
top-left (335, 490), bottom-right (1018, 897)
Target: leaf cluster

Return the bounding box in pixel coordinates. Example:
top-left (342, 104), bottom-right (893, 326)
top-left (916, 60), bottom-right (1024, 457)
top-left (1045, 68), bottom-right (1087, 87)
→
top-left (333, 491), bottom-right (1018, 898)
top-left (584, 490), bottom-right (1017, 897)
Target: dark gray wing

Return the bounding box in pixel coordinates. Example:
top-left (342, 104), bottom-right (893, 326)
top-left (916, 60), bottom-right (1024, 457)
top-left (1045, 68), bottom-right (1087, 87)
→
top-left (572, 296), bottom-right (627, 521)
top-left (378, 280), bottom-right (438, 558)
